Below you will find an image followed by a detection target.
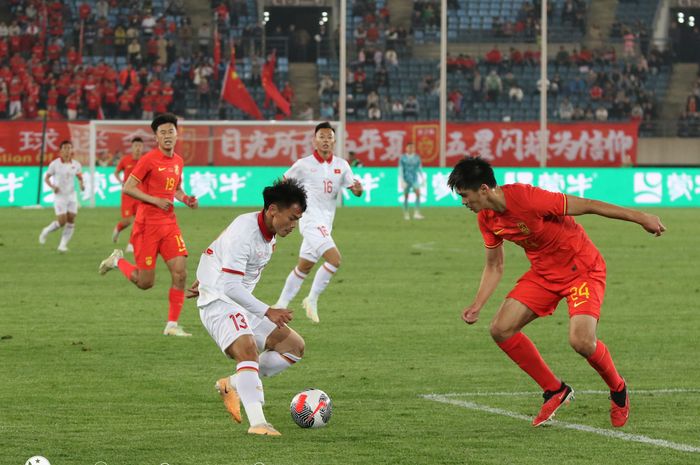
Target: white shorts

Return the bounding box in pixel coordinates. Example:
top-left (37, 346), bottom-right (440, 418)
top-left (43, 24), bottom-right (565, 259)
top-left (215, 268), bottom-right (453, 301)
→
top-left (299, 223), bottom-right (337, 262)
top-left (53, 195), bottom-right (78, 215)
top-left (199, 299), bottom-right (277, 357)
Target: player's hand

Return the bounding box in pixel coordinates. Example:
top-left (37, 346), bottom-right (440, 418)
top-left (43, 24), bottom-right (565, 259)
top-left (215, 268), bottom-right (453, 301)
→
top-left (640, 213), bottom-right (666, 236)
top-left (153, 197), bottom-right (172, 211)
top-left (265, 307), bottom-right (293, 328)
top-left (79, 183), bottom-right (85, 192)
top-left (52, 186), bottom-right (60, 194)
top-left (462, 304), bottom-right (481, 325)
top-left (183, 195), bottom-right (198, 209)
top-left (186, 279), bottom-right (199, 299)
top-left (350, 180), bottom-right (363, 196)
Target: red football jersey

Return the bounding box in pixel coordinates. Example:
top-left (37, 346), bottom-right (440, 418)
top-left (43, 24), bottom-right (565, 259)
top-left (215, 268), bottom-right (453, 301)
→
top-left (129, 148), bottom-right (184, 225)
top-left (477, 183), bottom-right (601, 283)
top-left (116, 154), bottom-right (137, 182)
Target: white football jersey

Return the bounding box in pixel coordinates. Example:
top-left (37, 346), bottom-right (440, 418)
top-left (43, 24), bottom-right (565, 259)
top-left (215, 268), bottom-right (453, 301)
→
top-left (196, 211), bottom-right (276, 310)
top-left (46, 158), bottom-right (81, 198)
top-left (285, 152), bottom-right (355, 231)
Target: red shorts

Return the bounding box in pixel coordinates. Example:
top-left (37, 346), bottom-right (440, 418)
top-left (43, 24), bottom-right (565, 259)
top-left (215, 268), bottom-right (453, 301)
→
top-left (507, 257), bottom-right (607, 320)
top-left (121, 194), bottom-right (139, 218)
top-left (131, 221), bottom-right (188, 270)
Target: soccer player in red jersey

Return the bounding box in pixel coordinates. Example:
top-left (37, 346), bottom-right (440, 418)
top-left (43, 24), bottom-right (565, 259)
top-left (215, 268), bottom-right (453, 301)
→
top-left (99, 113), bottom-right (199, 337)
top-left (112, 136), bottom-right (144, 253)
top-left (448, 157), bottom-right (665, 427)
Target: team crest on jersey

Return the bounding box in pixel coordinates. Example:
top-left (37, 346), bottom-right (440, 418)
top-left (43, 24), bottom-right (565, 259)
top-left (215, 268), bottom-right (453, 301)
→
top-left (517, 222), bottom-right (530, 235)
top-left (146, 256), bottom-right (153, 266)
top-left (334, 168), bottom-right (341, 174)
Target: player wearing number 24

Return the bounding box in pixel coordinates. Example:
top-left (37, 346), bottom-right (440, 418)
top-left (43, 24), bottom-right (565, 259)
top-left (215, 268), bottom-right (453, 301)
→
top-left (98, 113), bottom-right (199, 337)
top-left (448, 157), bottom-right (665, 428)
top-left (274, 122), bottom-right (363, 324)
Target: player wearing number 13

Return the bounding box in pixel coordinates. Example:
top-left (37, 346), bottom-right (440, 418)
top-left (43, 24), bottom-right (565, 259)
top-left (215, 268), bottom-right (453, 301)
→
top-left (275, 122), bottom-right (363, 323)
top-left (448, 157), bottom-right (666, 428)
top-left (98, 113), bottom-right (198, 337)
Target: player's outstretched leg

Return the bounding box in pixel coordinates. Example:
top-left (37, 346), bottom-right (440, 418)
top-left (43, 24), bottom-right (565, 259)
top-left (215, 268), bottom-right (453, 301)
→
top-left (304, 262), bottom-right (338, 323)
top-left (39, 220), bottom-right (61, 245)
top-left (275, 266), bottom-right (308, 308)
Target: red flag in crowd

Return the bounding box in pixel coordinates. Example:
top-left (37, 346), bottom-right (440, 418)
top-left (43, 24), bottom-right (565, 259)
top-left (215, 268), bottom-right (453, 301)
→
top-left (213, 27), bottom-right (221, 81)
top-left (261, 49), bottom-right (290, 116)
top-left (220, 44), bottom-right (262, 119)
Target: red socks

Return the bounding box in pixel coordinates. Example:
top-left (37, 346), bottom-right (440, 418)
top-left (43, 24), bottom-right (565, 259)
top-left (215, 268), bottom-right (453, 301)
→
top-left (117, 258), bottom-right (137, 281)
top-left (168, 287), bottom-right (185, 322)
top-left (587, 340), bottom-right (625, 391)
top-left (497, 332), bottom-right (561, 392)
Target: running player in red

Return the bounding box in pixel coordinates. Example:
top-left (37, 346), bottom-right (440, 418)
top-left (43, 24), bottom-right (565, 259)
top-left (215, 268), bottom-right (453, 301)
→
top-left (98, 113), bottom-right (198, 337)
top-left (112, 136), bottom-right (144, 253)
top-left (447, 157), bottom-right (665, 427)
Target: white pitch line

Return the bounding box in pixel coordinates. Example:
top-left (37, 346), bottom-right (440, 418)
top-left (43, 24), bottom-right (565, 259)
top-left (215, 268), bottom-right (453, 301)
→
top-left (431, 388), bottom-right (700, 397)
top-left (422, 394), bottom-right (700, 454)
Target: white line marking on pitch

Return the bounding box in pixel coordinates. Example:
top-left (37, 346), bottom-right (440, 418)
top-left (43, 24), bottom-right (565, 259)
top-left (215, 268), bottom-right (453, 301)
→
top-left (433, 388), bottom-right (700, 397)
top-left (422, 394), bottom-right (700, 454)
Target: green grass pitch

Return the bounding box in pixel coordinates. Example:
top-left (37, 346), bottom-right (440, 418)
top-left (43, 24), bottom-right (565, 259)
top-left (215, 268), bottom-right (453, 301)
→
top-left (1, 206), bottom-right (698, 465)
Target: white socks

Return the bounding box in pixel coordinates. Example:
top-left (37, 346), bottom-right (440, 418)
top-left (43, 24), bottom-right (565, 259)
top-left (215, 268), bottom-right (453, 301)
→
top-left (259, 350), bottom-right (301, 377)
top-left (43, 220), bottom-right (61, 235)
top-left (309, 262), bottom-right (338, 301)
top-left (59, 223), bottom-right (75, 248)
top-left (234, 361), bottom-right (266, 426)
top-left (276, 267), bottom-right (307, 307)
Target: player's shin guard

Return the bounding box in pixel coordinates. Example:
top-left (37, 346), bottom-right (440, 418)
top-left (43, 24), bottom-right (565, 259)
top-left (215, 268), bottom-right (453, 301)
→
top-left (497, 332), bottom-right (561, 392)
top-left (235, 361), bottom-right (266, 426)
top-left (586, 340), bottom-right (625, 392)
top-left (309, 262), bottom-right (337, 300)
top-left (168, 287), bottom-right (185, 323)
top-left (259, 351), bottom-right (301, 377)
top-left (59, 223), bottom-right (75, 248)
top-left (276, 267), bottom-right (307, 307)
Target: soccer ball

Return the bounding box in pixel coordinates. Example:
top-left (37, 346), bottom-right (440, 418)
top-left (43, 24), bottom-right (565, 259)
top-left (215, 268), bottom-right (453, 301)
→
top-left (25, 457), bottom-right (51, 465)
top-left (290, 388), bottom-right (332, 428)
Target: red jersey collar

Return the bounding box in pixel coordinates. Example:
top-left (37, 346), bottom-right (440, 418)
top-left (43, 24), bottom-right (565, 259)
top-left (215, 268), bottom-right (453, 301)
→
top-left (313, 150), bottom-right (333, 164)
top-left (257, 210), bottom-right (275, 242)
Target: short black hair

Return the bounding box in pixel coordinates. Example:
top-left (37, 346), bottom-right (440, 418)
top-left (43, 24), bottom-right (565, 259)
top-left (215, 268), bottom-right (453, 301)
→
top-left (447, 157), bottom-right (498, 191)
top-left (59, 140), bottom-right (72, 148)
top-left (151, 113), bottom-right (178, 133)
top-left (263, 178), bottom-right (307, 212)
top-left (131, 137), bottom-right (143, 143)
top-left (314, 121), bottom-right (335, 135)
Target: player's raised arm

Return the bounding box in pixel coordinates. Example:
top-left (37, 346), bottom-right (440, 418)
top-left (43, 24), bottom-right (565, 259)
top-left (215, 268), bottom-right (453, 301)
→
top-left (462, 244), bottom-right (504, 324)
top-left (565, 195), bottom-right (666, 236)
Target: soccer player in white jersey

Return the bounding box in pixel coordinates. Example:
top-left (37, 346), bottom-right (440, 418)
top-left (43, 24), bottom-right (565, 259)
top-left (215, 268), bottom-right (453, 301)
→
top-left (275, 122), bottom-right (363, 323)
top-left (39, 140), bottom-right (85, 252)
top-left (188, 179), bottom-right (307, 436)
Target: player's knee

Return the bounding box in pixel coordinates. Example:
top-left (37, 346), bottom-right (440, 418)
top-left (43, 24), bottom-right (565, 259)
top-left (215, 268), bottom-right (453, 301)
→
top-left (326, 256), bottom-right (341, 269)
top-left (230, 336), bottom-right (258, 362)
top-left (57, 218), bottom-right (66, 226)
top-left (171, 269), bottom-right (187, 286)
top-left (287, 333), bottom-right (305, 358)
top-left (489, 321), bottom-right (512, 343)
top-left (569, 335), bottom-right (596, 357)
top-left (136, 278), bottom-right (154, 290)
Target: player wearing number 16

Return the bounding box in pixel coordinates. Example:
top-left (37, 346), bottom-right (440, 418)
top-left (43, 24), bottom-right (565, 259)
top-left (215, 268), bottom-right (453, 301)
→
top-left (98, 113), bottom-right (198, 337)
top-left (448, 157), bottom-right (666, 428)
top-left (275, 122), bottom-right (363, 323)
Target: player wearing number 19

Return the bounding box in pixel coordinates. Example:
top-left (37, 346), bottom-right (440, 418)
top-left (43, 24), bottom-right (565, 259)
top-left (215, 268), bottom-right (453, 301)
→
top-left (448, 157), bottom-right (666, 428)
top-left (98, 113), bottom-right (198, 337)
top-left (275, 122), bottom-right (363, 323)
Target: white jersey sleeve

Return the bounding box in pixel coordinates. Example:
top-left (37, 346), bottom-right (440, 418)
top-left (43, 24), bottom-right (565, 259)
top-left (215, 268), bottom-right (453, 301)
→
top-left (339, 159), bottom-right (355, 189)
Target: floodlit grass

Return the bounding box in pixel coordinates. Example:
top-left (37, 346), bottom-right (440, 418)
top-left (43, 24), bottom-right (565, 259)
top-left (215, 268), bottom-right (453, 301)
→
top-left (1, 206), bottom-right (698, 465)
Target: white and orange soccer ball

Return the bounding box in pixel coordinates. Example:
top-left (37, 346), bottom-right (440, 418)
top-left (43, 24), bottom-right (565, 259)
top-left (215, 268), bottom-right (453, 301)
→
top-left (290, 388), bottom-right (332, 428)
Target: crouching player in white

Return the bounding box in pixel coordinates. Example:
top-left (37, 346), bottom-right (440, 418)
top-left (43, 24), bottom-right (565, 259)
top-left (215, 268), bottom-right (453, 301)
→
top-left (188, 179), bottom-right (307, 436)
top-left (39, 140), bottom-right (85, 252)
